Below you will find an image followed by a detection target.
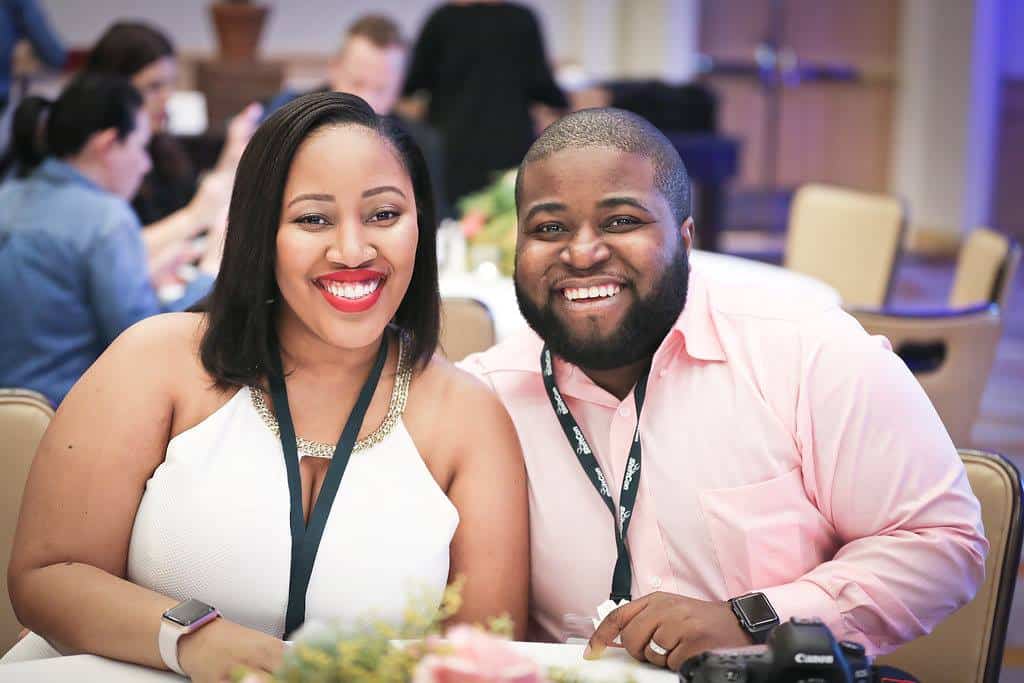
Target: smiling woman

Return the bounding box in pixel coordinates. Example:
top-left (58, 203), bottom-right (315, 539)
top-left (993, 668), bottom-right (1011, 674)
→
top-left (4, 93), bottom-right (529, 682)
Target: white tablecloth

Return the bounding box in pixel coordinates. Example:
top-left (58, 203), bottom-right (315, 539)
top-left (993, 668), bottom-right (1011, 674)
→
top-left (440, 250), bottom-right (840, 342)
top-left (0, 641), bottom-right (676, 683)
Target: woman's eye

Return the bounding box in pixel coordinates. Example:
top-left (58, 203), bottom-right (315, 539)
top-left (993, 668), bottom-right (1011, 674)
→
top-left (368, 209), bottom-right (400, 223)
top-left (295, 214), bottom-right (330, 227)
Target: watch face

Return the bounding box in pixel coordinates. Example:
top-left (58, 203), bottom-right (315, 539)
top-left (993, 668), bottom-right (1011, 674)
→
top-left (738, 594), bottom-right (778, 628)
top-left (164, 599), bottom-right (216, 627)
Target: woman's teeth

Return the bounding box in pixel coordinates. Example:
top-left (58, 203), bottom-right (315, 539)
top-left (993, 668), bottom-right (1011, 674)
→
top-left (562, 284), bottom-right (622, 301)
top-left (322, 279), bottom-right (381, 300)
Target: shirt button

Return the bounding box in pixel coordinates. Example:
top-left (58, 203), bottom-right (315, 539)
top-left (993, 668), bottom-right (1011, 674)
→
top-left (659, 368), bottom-right (669, 378)
top-left (650, 576), bottom-right (663, 589)
top-left (618, 404), bottom-right (631, 417)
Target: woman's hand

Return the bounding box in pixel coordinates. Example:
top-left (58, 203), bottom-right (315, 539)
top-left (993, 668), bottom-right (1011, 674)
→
top-left (177, 618), bottom-right (284, 683)
top-left (216, 103), bottom-right (263, 174)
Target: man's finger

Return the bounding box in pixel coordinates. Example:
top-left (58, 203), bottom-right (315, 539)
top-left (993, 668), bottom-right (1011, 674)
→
top-left (584, 598), bottom-right (649, 660)
top-left (619, 606), bottom-right (663, 662)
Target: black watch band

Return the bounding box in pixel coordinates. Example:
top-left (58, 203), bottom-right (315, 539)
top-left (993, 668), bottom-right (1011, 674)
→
top-left (729, 592), bottom-right (779, 645)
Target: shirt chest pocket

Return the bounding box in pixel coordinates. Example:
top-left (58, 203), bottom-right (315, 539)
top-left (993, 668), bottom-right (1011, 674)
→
top-left (698, 467), bottom-right (836, 597)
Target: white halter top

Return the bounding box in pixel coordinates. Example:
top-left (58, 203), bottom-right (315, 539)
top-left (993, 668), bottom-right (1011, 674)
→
top-left (126, 341), bottom-right (459, 638)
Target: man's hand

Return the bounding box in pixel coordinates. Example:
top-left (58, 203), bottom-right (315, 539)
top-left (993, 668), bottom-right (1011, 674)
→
top-left (584, 592), bottom-right (753, 671)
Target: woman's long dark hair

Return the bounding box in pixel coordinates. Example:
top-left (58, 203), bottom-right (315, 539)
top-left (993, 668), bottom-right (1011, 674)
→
top-left (86, 21), bottom-right (174, 76)
top-left (199, 92), bottom-right (441, 388)
top-left (2, 73), bottom-right (142, 176)
top-left (86, 21), bottom-right (193, 223)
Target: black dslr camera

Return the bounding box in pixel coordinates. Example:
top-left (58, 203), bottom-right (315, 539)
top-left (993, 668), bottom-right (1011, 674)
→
top-left (680, 618), bottom-right (871, 683)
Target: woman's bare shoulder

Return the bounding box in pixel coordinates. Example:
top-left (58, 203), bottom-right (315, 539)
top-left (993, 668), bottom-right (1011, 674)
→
top-left (106, 312), bottom-right (206, 378)
top-left (406, 354), bottom-right (520, 465)
top-left (102, 313), bottom-right (236, 429)
top-left (412, 353), bottom-right (507, 417)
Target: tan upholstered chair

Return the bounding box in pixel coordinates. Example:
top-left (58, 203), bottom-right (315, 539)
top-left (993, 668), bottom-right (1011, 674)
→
top-left (851, 306), bottom-right (1002, 446)
top-left (784, 183), bottom-right (906, 307)
top-left (949, 227), bottom-right (1021, 309)
top-left (878, 450), bottom-right (1022, 683)
top-left (0, 389), bottom-right (54, 653)
top-left (440, 298), bottom-right (497, 361)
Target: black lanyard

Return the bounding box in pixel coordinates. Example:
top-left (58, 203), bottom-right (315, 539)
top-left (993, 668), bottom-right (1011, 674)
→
top-left (269, 337), bottom-right (389, 638)
top-left (540, 345), bottom-right (649, 602)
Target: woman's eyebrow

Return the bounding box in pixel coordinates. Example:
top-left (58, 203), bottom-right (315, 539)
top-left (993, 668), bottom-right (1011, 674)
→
top-left (286, 193), bottom-right (334, 208)
top-left (363, 185), bottom-right (407, 199)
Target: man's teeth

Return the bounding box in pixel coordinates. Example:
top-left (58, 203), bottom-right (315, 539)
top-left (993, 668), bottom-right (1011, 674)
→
top-left (322, 279), bottom-right (381, 300)
top-left (562, 284), bottom-right (622, 301)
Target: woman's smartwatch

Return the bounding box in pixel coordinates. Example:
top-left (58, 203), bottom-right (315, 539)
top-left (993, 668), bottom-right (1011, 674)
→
top-left (729, 592), bottom-right (779, 644)
top-left (159, 598), bottom-right (220, 675)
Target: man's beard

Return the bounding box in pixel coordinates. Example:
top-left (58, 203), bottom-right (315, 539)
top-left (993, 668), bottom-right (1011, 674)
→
top-left (515, 246), bottom-right (689, 371)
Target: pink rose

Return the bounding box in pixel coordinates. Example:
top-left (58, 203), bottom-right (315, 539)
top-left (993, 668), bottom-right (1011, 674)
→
top-left (413, 625), bottom-right (545, 683)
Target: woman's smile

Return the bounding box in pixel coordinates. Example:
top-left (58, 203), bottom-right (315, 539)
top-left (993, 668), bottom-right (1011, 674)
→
top-left (314, 269), bottom-right (387, 313)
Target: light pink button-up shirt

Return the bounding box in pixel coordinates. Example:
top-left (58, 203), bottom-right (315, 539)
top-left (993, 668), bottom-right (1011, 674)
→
top-left (460, 267), bottom-right (987, 655)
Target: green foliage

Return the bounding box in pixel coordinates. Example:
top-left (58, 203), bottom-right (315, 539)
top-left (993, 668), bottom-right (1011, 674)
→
top-left (458, 169), bottom-right (518, 276)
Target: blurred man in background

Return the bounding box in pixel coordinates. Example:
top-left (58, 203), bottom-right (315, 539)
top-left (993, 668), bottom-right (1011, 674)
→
top-left (267, 14), bottom-right (447, 217)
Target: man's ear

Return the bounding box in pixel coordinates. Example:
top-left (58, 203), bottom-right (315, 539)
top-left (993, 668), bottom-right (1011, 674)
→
top-left (680, 217), bottom-right (695, 251)
top-left (84, 128), bottom-right (119, 158)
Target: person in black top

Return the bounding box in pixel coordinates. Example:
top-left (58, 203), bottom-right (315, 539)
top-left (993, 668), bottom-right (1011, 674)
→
top-left (402, 1), bottom-right (567, 207)
top-left (266, 14), bottom-right (449, 219)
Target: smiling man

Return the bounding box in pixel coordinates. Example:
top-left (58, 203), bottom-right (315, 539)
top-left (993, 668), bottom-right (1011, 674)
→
top-left (459, 108), bottom-right (987, 670)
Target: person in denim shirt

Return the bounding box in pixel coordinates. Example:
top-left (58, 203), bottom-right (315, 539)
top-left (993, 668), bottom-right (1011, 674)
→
top-left (0, 73), bottom-right (217, 406)
top-left (0, 0), bottom-right (65, 112)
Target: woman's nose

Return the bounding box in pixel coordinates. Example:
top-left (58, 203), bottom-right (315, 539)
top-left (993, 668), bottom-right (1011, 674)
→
top-left (326, 222), bottom-right (377, 267)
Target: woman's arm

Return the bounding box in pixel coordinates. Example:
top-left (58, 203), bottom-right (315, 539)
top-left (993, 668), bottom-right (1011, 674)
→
top-left (438, 370), bottom-right (530, 638)
top-left (7, 315), bottom-right (282, 679)
top-left (140, 171), bottom-right (232, 273)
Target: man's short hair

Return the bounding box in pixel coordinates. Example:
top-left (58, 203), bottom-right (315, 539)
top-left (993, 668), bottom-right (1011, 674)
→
top-left (344, 14), bottom-right (405, 50)
top-left (516, 108), bottom-right (691, 223)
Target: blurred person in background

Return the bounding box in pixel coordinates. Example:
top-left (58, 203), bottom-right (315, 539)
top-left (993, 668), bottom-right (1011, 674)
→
top-left (267, 14), bottom-right (448, 218)
top-left (0, 73), bottom-right (220, 406)
top-left (402, 0), bottom-right (566, 207)
top-left (86, 21), bottom-right (259, 281)
top-left (0, 0), bottom-right (65, 129)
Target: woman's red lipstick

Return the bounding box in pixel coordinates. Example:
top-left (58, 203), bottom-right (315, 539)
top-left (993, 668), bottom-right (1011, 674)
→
top-left (315, 269), bottom-right (385, 313)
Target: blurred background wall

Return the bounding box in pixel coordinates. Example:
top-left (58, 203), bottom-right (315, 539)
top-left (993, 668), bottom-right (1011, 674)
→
top-left (32, 0), bottom-right (1023, 248)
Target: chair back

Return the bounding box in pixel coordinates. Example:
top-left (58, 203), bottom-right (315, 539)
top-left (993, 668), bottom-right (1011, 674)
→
top-left (440, 298), bottom-right (497, 361)
top-left (851, 307), bottom-right (1002, 446)
top-left (784, 183), bottom-right (905, 307)
top-left (878, 450), bottom-right (1022, 683)
top-left (0, 389), bottom-right (54, 653)
top-left (950, 227), bottom-right (1021, 309)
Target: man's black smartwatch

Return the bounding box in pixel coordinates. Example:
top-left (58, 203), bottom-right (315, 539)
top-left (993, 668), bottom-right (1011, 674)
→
top-left (729, 592), bottom-right (779, 644)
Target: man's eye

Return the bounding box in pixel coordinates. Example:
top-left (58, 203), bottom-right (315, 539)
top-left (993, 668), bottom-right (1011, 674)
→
top-left (607, 216), bottom-right (641, 229)
top-left (535, 223), bottom-right (565, 235)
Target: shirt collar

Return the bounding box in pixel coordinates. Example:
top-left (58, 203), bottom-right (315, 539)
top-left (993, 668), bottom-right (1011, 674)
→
top-left (479, 268), bottom-right (727, 393)
top-left (35, 158), bottom-right (102, 192)
top-left (667, 267), bottom-right (727, 363)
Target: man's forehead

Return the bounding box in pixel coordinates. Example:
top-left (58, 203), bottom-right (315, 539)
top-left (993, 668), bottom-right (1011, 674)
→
top-left (341, 36), bottom-right (404, 64)
top-left (519, 147), bottom-right (658, 200)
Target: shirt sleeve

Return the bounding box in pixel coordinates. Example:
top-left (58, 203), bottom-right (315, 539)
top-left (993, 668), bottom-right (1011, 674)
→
top-left (14, 0), bottom-right (66, 68)
top-left (455, 353), bottom-right (497, 391)
top-left (759, 310), bottom-right (988, 655)
top-left (85, 207), bottom-right (162, 345)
